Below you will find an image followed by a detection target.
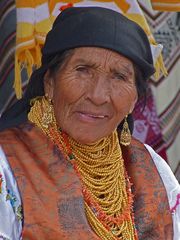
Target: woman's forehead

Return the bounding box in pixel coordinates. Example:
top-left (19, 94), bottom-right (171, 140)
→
top-left (67, 47), bottom-right (134, 70)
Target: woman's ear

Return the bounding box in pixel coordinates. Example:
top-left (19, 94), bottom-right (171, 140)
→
top-left (44, 70), bottom-right (54, 99)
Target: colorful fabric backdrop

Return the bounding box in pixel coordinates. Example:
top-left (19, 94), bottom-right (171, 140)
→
top-left (0, 0), bottom-right (179, 180)
top-left (139, 0), bottom-right (180, 179)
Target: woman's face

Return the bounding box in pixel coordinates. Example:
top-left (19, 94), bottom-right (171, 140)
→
top-left (44, 47), bottom-right (137, 144)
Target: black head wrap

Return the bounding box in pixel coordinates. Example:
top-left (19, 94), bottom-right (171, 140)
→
top-left (0, 6), bottom-right (155, 131)
top-left (42, 7), bottom-right (155, 79)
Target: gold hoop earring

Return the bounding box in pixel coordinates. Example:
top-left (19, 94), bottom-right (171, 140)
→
top-left (120, 115), bottom-right (131, 146)
top-left (41, 94), bottom-right (54, 128)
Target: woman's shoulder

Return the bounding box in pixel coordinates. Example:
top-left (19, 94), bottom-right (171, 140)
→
top-left (144, 144), bottom-right (180, 239)
top-left (0, 146), bottom-right (22, 240)
top-left (144, 144), bottom-right (180, 198)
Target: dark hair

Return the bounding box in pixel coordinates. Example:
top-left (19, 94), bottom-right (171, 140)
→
top-left (134, 64), bottom-right (148, 99)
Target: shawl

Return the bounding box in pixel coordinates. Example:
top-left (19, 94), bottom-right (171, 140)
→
top-left (0, 122), bottom-right (173, 239)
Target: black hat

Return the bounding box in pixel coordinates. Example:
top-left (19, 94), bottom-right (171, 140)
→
top-left (42, 6), bottom-right (155, 80)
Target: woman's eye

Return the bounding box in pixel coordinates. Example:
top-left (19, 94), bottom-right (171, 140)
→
top-left (75, 66), bottom-right (89, 73)
top-left (113, 73), bottom-right (126, 81)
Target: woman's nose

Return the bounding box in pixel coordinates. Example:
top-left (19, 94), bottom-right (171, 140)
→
top-left (86, 73), bottom-right (110, 105)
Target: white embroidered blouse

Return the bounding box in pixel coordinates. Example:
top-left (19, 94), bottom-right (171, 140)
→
top-left (0, 145), bottom-right (179, 240)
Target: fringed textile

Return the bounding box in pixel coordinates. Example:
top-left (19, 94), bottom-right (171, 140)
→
top-left (15, 0), bottom-right (52, 99)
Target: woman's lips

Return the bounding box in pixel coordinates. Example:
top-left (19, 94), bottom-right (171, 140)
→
top-left (76, 111), bottom-right (108, 122)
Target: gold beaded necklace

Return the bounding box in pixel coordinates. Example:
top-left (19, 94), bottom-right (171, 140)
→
top-left (28, 96), bottom-right (138, 240)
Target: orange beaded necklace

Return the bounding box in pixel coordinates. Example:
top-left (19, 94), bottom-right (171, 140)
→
top-left (28, 96), bottom-right (138, 240)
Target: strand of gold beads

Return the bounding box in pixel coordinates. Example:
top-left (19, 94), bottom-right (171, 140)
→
top-left (69, 130), bottom-right (137, 239)
top-left (28, 96), bottom-right (138, 240)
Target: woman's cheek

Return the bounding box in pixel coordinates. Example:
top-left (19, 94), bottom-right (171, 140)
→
top-left (113, 84), bottom-right (137, 113)
top-left (114, 83), bottom-right (136, 100)
top-left (63, 86), bottom-right (87, 109)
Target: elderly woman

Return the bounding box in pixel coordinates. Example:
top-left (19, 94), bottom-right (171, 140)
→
top-left (0, 6), bottom-right (179, 240)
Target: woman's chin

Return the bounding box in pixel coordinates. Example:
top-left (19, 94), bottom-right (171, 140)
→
top-left (69, 130), bottom-right (110, 145)
top-left (72, 135), bottom-right (100, 145)
top-left (67, 130), bottom-right (100, 145)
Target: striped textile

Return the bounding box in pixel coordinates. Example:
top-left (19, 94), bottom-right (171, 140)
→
top-left (0, 0), bottom-right (29, 116)
top-left (0, 0), bottom-right (16, 116)
top-left (15, 0), bottom-right (52, 99)
top-left (151, 0), bottom-right (180, 11)
top-left (160, 91), bottom-right (180, 149)
top-left (139, 0), bottom-right (180, 173)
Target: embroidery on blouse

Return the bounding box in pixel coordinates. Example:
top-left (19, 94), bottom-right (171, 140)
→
top-left (171, 193), bottom-right (180, 213)
top-left (6, 189), bottom-right (23, 221)
top-left (16, 205), bottom-right (23, 221)
top-left (0, 235), bottom-right (10, 240)
top-left (0, 174), bottom-right (3, 194)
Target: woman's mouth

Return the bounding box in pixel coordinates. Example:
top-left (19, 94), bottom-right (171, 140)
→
top-left (77, 112), bottom-right (108, 122)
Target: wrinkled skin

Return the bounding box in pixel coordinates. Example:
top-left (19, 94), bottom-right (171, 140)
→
top-left (44, 47), bottom-right (137, 144)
